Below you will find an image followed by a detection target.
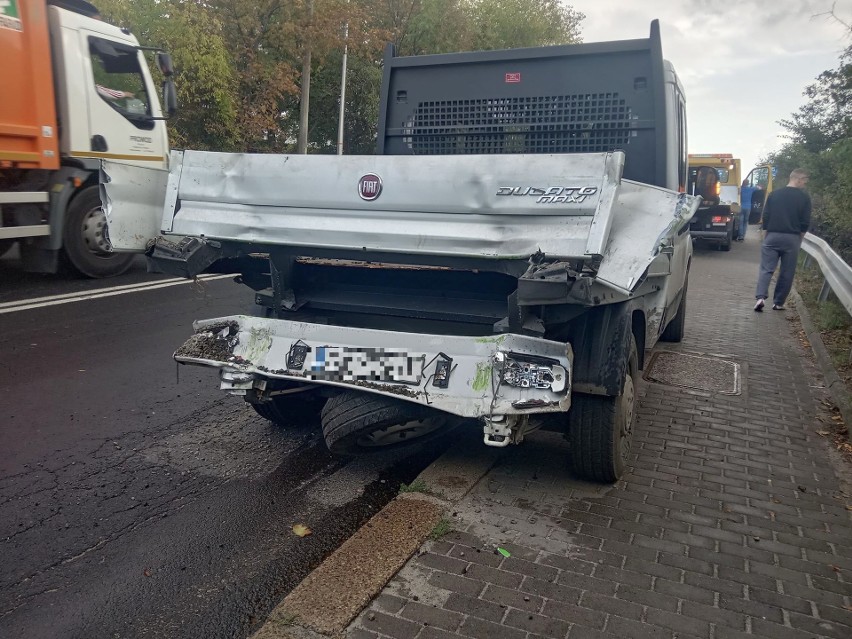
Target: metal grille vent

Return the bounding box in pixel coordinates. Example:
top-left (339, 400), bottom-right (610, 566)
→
top-left (404, 94), bottom-right (632, 155)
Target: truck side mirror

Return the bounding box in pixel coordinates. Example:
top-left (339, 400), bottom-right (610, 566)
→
top-left (162, 79), bottom-right (178, 118)
top-left (156, 52), bottom-right (175, 77)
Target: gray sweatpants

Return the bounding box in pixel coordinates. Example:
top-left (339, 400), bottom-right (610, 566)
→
top-left (755, 232), bottom-right (802, 305)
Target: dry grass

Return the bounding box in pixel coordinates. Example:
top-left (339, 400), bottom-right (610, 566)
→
top-left (795, 262), bottom-right (852, 459)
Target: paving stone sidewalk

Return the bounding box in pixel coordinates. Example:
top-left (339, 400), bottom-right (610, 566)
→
top-left (347, 234), bottom-right (852, 639)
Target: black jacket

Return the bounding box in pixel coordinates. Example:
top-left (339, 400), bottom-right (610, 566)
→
top-left (762, 186), bottom-right (811, 234)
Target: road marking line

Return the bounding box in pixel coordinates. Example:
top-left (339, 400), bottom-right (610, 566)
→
top-left (0, 274), bottom-right (234, 315)
top-left (0, 276), bottom-right (191, 308)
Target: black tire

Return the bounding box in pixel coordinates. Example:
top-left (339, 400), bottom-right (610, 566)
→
top-left (660, 278), bottom-right (687, 343)
top-left (250, 393), bottom-right (325, 427)
top-left (63, 187), bottom-right (134, 278)
top-left (321, 390), bottom-right (459, 455)
top-left (721, 229), bottom-right (732, 251)
top-left (568, 333), bottom-right (638, 482)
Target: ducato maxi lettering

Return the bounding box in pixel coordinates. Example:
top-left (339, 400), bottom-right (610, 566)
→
top-left (496, 186), bottom-right (598, 204)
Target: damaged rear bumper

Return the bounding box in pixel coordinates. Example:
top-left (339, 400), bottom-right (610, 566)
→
top-left (174, 316), bottom-right (573, 419)
top-left (690, 230), bottom-right (730, 241)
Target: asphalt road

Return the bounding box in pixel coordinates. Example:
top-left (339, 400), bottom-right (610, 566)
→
top-left (0, 253), bottom-right (445, 639)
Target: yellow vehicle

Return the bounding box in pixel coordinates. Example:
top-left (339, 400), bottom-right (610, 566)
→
top-left (687, 154), bottom-right (742, 249)
top-left (741, 163), bottom-right (778, 225)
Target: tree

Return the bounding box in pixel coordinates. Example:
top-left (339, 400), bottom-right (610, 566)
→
top-left (778, 46), bottom-right (851, 152)
top-left (96, 0), bottom-right (585, 153)
top-left (210, 0), bottom-right (301, 152)
top-left (467, 0), bottom-right (583, 50)
top-left (96, 0), bottom-right (239, 151)
top-left (308, 53), bottom-right (384, 153)
top-left (770, 43), bottom-right (852, 261)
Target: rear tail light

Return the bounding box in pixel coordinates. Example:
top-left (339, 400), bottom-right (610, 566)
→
top-left (711, 216), bottom-right (727, 223)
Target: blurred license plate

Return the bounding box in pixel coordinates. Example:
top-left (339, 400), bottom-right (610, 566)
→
top-left (310, 347), bottom-right (422, 384)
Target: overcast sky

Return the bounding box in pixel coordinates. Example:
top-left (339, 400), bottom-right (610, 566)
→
top-left (568, 0), bottom-right (850, 176)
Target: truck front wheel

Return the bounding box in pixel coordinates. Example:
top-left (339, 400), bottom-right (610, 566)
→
top-left (321, 391), bottom-right (459, 455)
top-left (568, 333), bottom-right (638, 482)
top-left (63, 187), bottom-right (134, 278)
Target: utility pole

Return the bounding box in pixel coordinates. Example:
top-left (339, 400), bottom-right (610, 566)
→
top-left (297, 0), bottom-right (313, 154)
top-left (336, 16), bottom-right (349, 156)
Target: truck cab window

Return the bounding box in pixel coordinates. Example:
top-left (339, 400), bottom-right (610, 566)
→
top-left (89, 37), bottom-right (152, 127)
top-left (744, 167), bottom-right (769, 189)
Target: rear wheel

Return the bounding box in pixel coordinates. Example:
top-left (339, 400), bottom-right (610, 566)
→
top-left (249, 392), bottom-right (325, 427)
top-left (568, 333), bottom-right (638, 482)
top-left (721, 229), bottom-right (732, 251)
top-left (321, 390), bottom-right (459, 455)
top-left (660, 278), bottom-right (687, 343)
top-left (63, 187), bottom-right (134, 278)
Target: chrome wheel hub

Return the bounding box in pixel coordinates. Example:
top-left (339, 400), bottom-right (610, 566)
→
top-left (81, 206), bottom-right (111, 256)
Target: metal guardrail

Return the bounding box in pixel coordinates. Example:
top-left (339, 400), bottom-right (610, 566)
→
top-left (801, 232), bottom-right (852, 317)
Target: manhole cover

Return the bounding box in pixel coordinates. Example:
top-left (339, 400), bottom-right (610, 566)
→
top-left (644, 351), bottom-right (741, 395)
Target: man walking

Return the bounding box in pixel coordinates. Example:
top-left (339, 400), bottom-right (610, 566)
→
top-left (754, 169), bottom-right (811, 311)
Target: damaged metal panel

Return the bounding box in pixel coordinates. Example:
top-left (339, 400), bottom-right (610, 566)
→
top-left (103, 150), bottom-right (696, 295)
top-left (174, 316), bottom-right (573, 418)
top-left (100, 161), bottom-right (168, 252)
top-left (583, 151), bottom-right (624, 260)
top-left (159, 150), bottom-right (619, 260)
top-left (595, 185), bottom-right (698, 293)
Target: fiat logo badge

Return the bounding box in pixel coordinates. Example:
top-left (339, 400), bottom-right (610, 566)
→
top-left (358, 174), bottom-right (382, 201)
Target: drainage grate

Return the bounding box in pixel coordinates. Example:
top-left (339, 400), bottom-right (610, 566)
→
top-left (643, 351), bottom-right (741, 395)
top-left (405, 93), bottom-right (633, 155)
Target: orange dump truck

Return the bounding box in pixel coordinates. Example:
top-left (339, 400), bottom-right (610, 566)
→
top-left (0, 0), bottom-right (175, 276)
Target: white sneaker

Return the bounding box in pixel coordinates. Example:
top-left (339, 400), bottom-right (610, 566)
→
top-left (754, 299), bottom-right (765, 312)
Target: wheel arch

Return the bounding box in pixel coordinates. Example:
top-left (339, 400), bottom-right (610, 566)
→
top-left (47, 167), bottom-right (98, 251)
top-left (567, 301), bottom-right (643, 397)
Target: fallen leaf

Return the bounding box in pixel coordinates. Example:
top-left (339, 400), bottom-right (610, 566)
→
top-left (292, 523), bottom-right (312, 537)
top-left (143, 568), bottom-right (152, 577)
top-left (497, 547), bottom-right (511, 558)
top-left (817, 430), bottom-right (831, 436)
top-left (832, 416), bottom-right (843, 422)
top-left (831, 565), bottom-right (842, 573)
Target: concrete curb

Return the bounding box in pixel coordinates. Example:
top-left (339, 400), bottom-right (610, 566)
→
top-left (790, 287), bottom-right (852, 428)
top-left (252, 430), bottom-right (502, 639)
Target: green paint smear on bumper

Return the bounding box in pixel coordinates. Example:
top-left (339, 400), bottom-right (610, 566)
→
top-left (472, 362), bottom-right (492, 392)
top-left (243, 327), bottom-right (273, 362)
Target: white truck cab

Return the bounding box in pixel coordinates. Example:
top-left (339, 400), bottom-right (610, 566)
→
top-left (0, 0), bottom-right (174, 277)
top-left (48, 5), bottom-right (169, 169)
